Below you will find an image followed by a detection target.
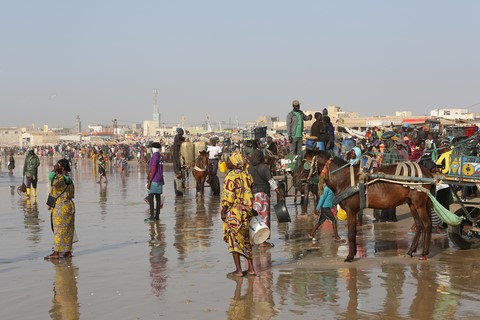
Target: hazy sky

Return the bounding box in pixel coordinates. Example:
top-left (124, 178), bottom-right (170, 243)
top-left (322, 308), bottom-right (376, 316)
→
top-left (1, 1), bottom-right (479, 129)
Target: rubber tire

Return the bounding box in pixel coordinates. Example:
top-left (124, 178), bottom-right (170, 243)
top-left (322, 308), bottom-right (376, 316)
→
top-left (211, 175), bottom-right (220, 196)
top-left (447, 206), bottom-right (480, 250)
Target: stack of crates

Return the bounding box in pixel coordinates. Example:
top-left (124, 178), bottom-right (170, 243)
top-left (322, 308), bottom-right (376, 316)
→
top-left (281, 155), bottom-right (297, 172)
top-left (253, 126), bottom-right (267, 140)
top-left (240, 126), bottom-right (267, 141)
top-left (240, 130), bottom-right (255, 140)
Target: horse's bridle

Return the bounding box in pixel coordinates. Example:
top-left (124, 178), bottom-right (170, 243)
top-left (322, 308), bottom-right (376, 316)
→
top-left (193, 154), bottom-right (208, 172)
top-left (298, 155), bottom-right (319, 186)
top-left (319, 157), bottom-right (333, 180)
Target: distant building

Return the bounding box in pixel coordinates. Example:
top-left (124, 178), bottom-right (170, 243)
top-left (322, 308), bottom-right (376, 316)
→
top-left (0, 127), bottom-right (22, 146)
top-left (143, 120), bottom-right (159, 137)
top-left (431, 108), bottom-right (473, 120)
top-left (396, 111), bottom-right (413, 117)
top-left (21, 131), bottom-right (59, 147)
top-left (254, 115), bottom-right (280, 129)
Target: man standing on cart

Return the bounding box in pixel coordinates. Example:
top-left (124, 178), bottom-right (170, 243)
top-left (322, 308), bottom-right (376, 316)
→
top-left (207, 136), bottom-right (222, 184)
top-left (287, 99), bottom-right (312, 155)
top-left (173, 128), bottom-right (185, 178)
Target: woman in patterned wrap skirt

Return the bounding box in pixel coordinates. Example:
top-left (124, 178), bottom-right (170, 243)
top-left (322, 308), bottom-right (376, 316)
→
top-left (221, 150), bottom-right (256, 277)
top-left (45, 159), bottom-right (76, 259)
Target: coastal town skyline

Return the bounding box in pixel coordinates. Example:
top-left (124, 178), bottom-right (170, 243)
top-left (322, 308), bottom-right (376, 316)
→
top-left (1, 2), bottom-right (479, 128)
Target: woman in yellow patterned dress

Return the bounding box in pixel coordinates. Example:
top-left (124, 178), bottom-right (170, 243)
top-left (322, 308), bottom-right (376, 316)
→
top-left (45, 159), bottom-right (76, 259)
top-left (221, 150), bottom-right (256, 277)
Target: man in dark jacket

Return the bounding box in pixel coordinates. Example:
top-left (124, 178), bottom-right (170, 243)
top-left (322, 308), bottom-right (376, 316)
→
top-left (23, 148), bottom-right (40, 200)
top-left (173, 128), bottom-right (185, 178)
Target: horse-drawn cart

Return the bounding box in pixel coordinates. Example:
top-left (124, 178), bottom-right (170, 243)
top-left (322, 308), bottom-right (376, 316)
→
top-left (368, 153), bottom-right (480, 250)
top-left (442, 154), bottom-right (480, 249)
top-left (300, 139), bottom-right (479, 262)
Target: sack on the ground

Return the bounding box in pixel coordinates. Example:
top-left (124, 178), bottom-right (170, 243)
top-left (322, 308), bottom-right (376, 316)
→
top-left (46, 194), bottom-right (57, 208)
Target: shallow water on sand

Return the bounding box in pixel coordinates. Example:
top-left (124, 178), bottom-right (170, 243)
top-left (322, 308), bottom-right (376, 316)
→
top-left (1, 157), bottom-right (480, 319)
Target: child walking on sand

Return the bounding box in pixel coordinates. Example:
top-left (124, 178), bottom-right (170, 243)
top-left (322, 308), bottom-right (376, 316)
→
top-left (308, 185), bottom-right (342, 242)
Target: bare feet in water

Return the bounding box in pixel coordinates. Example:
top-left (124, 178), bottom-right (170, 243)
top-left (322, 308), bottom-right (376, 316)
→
top-left (44, 252), bottom-right (61, 260)
top-left (227, 271), bottom-right (246, 278)
top-left (258, 242), bottom-right (274, 247)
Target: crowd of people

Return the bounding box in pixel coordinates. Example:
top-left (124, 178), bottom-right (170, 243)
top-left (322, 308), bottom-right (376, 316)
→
top-left (2, 100), bottom-right (479, 275)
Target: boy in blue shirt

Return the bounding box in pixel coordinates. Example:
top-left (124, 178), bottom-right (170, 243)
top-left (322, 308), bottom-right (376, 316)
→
top-left (308, 186), bottom-right (342, 242)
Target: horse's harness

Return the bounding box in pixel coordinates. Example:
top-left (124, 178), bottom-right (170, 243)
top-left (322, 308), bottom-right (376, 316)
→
top-left (317, 155), bottom-right (433, 208)
top-left (193, 153), bottom-right (208, 172)
top-left (299, 155), bottom-right (319, 188)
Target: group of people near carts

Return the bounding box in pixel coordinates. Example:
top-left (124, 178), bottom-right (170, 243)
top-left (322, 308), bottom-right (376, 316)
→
top-left (164, 123), bottom-right (478, 277)
top-left (296, 123), bottom-right (479, 236)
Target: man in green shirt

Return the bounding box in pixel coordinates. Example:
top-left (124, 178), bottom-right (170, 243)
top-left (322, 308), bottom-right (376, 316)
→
top-left (286, 99), bottom-right (312, 155)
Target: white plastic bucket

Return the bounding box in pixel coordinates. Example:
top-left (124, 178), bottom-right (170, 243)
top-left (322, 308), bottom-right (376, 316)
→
top-left (249, 216), bottom-right (270, 244)
top-left (160, 195), bottom-right (165, 209)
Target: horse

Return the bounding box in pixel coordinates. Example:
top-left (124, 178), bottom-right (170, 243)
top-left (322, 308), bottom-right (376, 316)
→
top-left (192, 150), bottom-right (209, 198)
top-left (307, 150), bottom-right (434, 262)
top-left (292, 156), bottom-right (319, 213)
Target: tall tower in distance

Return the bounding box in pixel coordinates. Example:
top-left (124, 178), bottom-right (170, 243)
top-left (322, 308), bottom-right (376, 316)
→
top-left (74, 115), bottom-right (82, 134)
top-left (153, 89), bottom-right (160, 126)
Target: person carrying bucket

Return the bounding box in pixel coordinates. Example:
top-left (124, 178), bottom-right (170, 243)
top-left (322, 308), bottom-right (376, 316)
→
top-left (249, 149), bottom-right (284, 247)
top-left (220, 150), bottom-right (257, 277)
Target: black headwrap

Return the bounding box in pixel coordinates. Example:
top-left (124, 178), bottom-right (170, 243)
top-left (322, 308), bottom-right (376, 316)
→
top-left (250, 149), bottom-right (264, 166)
top-left (57, 158), bottom-right (71, 172)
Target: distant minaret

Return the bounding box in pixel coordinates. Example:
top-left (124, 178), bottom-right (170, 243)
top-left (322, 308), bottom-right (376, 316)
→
top-left (74, 115), bottom-right (82, 134)
top-left (206, 115), bottom-right (212, 132)
top-left (153, 89), bottom-right (160, 126)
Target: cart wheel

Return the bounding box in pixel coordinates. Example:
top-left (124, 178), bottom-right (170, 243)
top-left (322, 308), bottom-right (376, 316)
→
top-left (448, 206), bottom-right (480, 249)
top-left (174, 178), bottom-right (183, 196)
top-left (211, 175), bottom-right (220, 196)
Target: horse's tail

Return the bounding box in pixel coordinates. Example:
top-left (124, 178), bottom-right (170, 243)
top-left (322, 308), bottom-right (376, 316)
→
top-left (426, 193), bottom-right (433, 218)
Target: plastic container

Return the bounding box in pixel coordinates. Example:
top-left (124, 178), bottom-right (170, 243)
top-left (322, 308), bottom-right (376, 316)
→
top-left (336, 205), bottom-right (347, 221)
top-left (180, 141), bottom-right (195, 166)
top-left (249, 216), bottom-right (271, 244)
top-left (305, 136), bottom-right (317, 150)
top-left (194, 141), bottom-right (207, 157)
top-left (219, 161), bottom-right (227, 173)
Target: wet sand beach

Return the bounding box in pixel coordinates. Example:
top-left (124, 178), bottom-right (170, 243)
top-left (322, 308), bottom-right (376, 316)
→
top-left (1, 157), bottom-right (480, 319)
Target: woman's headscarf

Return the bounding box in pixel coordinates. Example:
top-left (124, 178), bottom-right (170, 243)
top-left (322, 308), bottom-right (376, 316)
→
top-left (229, 150), bottom-right (247, 170)
top-left (250, 149), bottom-right (264, 166)
top-left (57, 158), bottom-right (71, 172)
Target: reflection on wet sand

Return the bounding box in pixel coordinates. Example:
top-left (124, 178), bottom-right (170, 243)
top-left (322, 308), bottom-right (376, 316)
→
top-left (99, 183), bottom-right (107, 217)
top-left (173, 196), bottom-right (215, 261)
top-left (21, 199), bottom-right (42, 245)
top-left (227, 275), bottom-right (277, 320)
top-left (149, 222), bottom-right (168, 297)
top-left (48, 259), bottom-right (79, 320)
top-left (3, 158), bottom-right (480, 319)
